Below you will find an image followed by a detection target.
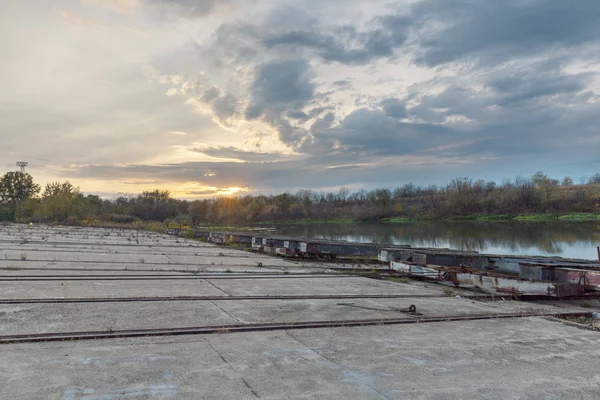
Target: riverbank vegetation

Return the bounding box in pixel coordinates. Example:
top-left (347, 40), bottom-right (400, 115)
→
top-left (1, 171), bottom-right (599, 226)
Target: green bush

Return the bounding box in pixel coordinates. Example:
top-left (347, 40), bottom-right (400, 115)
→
top-left (181, 229), bottom-right (195, 239)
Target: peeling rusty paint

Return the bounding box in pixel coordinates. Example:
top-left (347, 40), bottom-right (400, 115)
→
top-left (390, 261), bottom-right (585, 298)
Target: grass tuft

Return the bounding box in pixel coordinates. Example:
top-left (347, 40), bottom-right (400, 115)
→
top-left (389, 277), bottom-right (410, 284)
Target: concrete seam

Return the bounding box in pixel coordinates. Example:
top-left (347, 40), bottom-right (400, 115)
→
top-left (205, 339), bottom-right (260, 398)
top-left (204, 280), bottom-right (231, 296)
top-left (209, 300), bottom-right (243, 323)
top-left (162, 253), bottom-right (179, 264)
top-left (284, 330), bottom-right (393, 400)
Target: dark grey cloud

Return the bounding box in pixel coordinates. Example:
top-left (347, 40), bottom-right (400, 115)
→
top-left (414, 59), bottom-right (598, 122)
top-left (192, 146), bottom-right (287, 162)
top-left (219, 0), bottom-right (600, 70)
top-left (411, 0), bottom-right (600, 66)
top-left (245, 59), bottom-right (315, 119)
top-left (57, 158), bottom-right (431, 194)
top-left (243, 59), bottom-right (318, 146)
top-left (331, 80), bottom-right (352, 89)
top-left (487, 70), bottom-right (593, 107)
top-left (266, 112), bottom-right (310, 146)
top-left (319, 108), bottom-right (451, 156)
top-left (65, 161), bottom-right (302, 189)
top-left (206, 22), bottom-right (262, 69)
top-left (62, 142), bottom-right (531, 195)
top-left (175, 0), bottom-right (600, 191)
top-left (284, 104), bottom-right (333, 124)
top-left (262, 15), bottom-right (411, 65)
top-left (202, 0), bottom-right (600, 72)
top-left (408, 69), bottom-right (600, 161)
top-left (198, 85), bottom-right (241, 120)
top-left (380, 98), bottom-right (406, 119)
top-left (286, 110), bottom-right (310, 121)
top-left (309, 112), bottom-right (336, 133)
top-left (307, 106), bottom-right (333, 118)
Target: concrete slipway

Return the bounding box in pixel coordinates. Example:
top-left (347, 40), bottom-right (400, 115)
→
top-left (1, 224), bottom-right (600, 399)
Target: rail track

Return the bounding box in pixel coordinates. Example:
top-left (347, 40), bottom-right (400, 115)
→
top-left (0, 255), bottom-right (383, 266)
top-left (0, 293), bottom-right (487, 304)
top-left (0, 273), bottom-right (355, 281)
top-left (0, 239), bottom-right (205, 248)
top-left (0, 311), bottom-right (590, 344)
top-left (0, 247), bottom-right (266, 258)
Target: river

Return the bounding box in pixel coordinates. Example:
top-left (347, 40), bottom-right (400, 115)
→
top-left (258, 221), bottom-right (600, 260)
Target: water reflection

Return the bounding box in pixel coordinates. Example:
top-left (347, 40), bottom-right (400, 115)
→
top-left (268, 221), bottom-right (600, 260)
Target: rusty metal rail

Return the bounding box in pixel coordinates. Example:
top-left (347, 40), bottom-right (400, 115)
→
top-left (0, 293), bottom-right (492, 304)
top-left (0, 273), bottom-right (354, 281)
top-left (0, 311), bottom-right (590, 344)
top-left (0, 259), bottom-right (288, 266)
top-left (0, 239), bottom-right (202, 248)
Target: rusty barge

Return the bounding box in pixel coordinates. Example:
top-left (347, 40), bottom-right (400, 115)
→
top-left (168, 229), bottom-right (600, 298)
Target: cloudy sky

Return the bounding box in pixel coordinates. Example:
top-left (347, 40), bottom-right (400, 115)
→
top-left (1, 0), bottom-right (599, 198)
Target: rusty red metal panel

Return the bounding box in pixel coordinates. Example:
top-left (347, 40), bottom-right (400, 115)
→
top-left (453, 273), bottom-right (582, 297)
top-left (275, 247), bottom-right (289, 256)
top-left (262, 246), bottom-right (277, 255)
top-left (554, 268), bottom-right (600, 288)
top-left (391, 261), bottom-right (585, 298)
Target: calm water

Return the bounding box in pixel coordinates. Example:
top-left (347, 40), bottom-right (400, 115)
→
top-left (262, 221), bottom-right (600, 261)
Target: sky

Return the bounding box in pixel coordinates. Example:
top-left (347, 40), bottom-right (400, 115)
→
top-left (1, 0), bottom-right (599, 198)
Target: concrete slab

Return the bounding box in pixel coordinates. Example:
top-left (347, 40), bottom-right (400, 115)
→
top-left (211, 277), bottom-right (441, 296)
top-left (0, 279), bottom-right (227, 299)
top-left (0, 296), bottom-right (501, 335)
top-left (0, 263), bottom-right (311, 274)
top-left (0, 301), bottom-right (239, 335)
top-left (2, 319), bottom-right (600, 399)
top-left (0, 276), bottom-right (425, 299)
top-left (3, 224), bottom-right (600, 399)
top-left (0, 250), bottom-right (171, 263)
top-left (2, 295), bottom-right (583, 337)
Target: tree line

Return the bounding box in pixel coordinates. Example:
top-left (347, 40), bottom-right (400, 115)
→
top-left (1, 171), bottom-right (599, 225)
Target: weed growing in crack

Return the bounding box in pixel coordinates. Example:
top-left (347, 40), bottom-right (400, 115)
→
top-left (389, 277), bottom-right (409, 284)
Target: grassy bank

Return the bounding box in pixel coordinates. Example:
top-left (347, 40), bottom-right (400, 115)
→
top-left (256, 217), bottom-right (357, 225)
top-left (445, 215), bottom-right (514, 222)
top-left (379, 217), bottom-right (418, 223)
top-left (514, 213), bottom-right (600, 221)
top-left (39, 213), bottom-right (600, 234)
top-left (558, 213), bottom-right (600, 221)
top-left (382, 213), bottom-right (600, 223)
